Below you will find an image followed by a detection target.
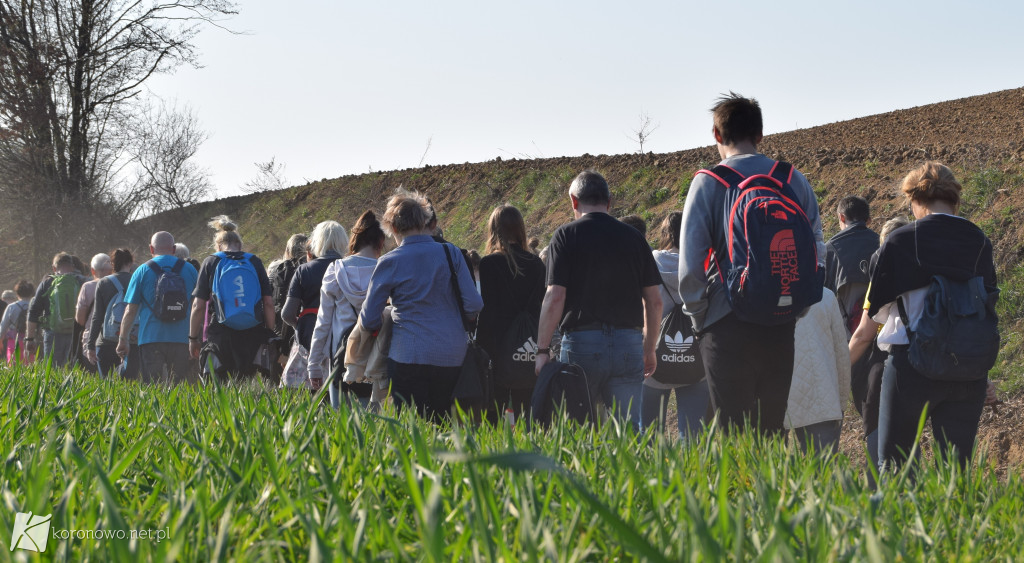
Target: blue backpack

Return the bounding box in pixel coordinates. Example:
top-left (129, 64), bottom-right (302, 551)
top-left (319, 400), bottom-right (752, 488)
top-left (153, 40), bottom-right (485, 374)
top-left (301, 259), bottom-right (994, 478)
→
top-left (897, 275), bottom-right (1000, 381)
top-left (146, 259), bottom-right (189, 322)
top-left (102, 275), bottom-right (138, 341)
top-left (211, 252), bottom-right (262, 330)
top-left (696, 161), bottom-right (823, 325)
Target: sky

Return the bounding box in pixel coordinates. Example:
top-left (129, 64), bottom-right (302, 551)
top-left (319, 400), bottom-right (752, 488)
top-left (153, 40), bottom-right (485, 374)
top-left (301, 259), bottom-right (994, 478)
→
top-left (146, 0), bottom-right (1024, 199)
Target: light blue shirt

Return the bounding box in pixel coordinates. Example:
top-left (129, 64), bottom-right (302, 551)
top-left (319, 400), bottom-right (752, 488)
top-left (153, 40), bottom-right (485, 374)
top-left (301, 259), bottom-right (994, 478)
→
top-left (124, 254), bottom-right (198, 345)
top-left (361, 237), bottom-right (483, 367)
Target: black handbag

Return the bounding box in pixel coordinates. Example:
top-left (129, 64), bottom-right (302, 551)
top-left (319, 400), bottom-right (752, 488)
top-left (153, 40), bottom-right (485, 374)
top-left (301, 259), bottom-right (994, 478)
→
top-left (443, 244), bottom-right (492, 407)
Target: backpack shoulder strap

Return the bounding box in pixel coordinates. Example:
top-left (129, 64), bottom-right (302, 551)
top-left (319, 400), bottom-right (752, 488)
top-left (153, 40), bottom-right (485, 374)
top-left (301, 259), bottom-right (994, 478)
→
top-left (696, 165), bottom-right (745, 188)
top-left (769, 161), bottom-right (794, 184)
top-left (146, 260), bottom-right (162, 276)
top-left (171, 258), bottom-right (185, 274)
top-left (659, 278), bottom-right (680, 307)
top-left (896, 296), bottom-right (910, 334)
top-left (109, 275), bottom-right (124, 294)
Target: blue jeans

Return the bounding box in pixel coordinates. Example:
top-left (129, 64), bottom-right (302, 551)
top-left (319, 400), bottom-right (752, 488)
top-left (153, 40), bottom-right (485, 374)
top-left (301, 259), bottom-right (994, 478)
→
top-left (559, 327), bottom-right (644, 428)
top-left (877, 346), bottom-right (987, 470)
top-left (641, 380), bottom-right (710, 440)
top-left (42, 330), bottom-right (75, 368)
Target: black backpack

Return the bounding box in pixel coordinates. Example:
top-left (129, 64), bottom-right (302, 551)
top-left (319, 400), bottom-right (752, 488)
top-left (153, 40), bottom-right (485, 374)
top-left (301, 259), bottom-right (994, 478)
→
top-left (147, 259), bottom-right (188, 322)
top-left (531, 361), bottom-right (594, 427)
top-left (898, 275), bottom-right (999, 381)
top-left (492, 279), bottom-right (541, 390)
top-left (652, 281), bottom-right (705, 385)
top-left (271, 259), bottom-right (298, 314)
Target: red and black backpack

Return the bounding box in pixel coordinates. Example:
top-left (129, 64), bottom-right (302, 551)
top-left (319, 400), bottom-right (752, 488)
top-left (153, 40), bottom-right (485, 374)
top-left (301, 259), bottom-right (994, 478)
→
top-left (697, 160), bottom-right (823, 325)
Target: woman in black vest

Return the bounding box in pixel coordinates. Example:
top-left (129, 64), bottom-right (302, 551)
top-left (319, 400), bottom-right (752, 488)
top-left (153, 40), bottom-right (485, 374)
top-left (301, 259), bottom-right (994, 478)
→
top-left (850, 162), bottom-right (997, 471)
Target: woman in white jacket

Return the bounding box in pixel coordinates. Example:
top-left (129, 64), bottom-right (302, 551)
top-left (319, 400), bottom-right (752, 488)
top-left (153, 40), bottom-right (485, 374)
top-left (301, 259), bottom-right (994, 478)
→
top-left (308, 211), bottom-right (386, 408)
top-left (785, 287), bottom-right (851, 453)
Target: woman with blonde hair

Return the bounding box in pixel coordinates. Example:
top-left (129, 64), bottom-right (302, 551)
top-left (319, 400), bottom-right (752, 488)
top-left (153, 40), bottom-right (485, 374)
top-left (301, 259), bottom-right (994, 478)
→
top-left (850, 162), bottom-right (997, 471)
top-left (282, 221), bottom-right (349, 384)
top-left (190, 216), bottom-right (276, 380)
top-left (476, 205), bottom-right (545, 417)
top-left (360, 189), bottom-right (482, 420)
top-left (308, 210), bottom-right (386, 406)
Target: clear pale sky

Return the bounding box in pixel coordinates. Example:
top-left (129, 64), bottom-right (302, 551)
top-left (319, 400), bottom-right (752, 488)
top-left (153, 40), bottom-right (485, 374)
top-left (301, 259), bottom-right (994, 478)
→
top-left (147, 0), bottom-right (1024, 199)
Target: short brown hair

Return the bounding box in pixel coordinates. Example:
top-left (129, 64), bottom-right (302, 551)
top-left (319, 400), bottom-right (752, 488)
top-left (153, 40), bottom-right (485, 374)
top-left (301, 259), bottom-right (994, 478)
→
top-left (712, 92), bottom-right (762, 146)
top-left (900, 161), bottom-right (961, 207)
top-left (14, 280), bottom-right (34, 298)
top-left (382, 188), bottom-right (432, 236)
top-left (52, 252), bottom-right (75, 271)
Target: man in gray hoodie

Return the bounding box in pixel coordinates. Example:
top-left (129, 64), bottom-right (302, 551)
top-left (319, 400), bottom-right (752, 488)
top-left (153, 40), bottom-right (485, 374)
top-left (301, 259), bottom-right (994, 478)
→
top-left (678, 93), bottom-right (825, 434)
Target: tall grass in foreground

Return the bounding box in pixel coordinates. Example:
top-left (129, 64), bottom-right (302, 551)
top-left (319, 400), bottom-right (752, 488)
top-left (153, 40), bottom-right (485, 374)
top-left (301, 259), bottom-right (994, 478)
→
top-left (0, 364), bottom-right (1021, 561)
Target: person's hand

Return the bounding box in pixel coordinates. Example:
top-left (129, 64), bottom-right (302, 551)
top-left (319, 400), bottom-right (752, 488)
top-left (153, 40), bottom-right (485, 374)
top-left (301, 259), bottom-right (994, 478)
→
top-left (86, 348), bottom-right (97, 365)
top-left (189, 339), bottom-right (201, 360)
top-left (534, 352), bottom-right (550, 376)
top-left (309, 377), bottom-right (323, 393)
top-left (115, 337), bottom-right (128, 359)
top-left (26, 339), bottom-right (38, 356)
top-left (643, 349), bottom-right (657, 378)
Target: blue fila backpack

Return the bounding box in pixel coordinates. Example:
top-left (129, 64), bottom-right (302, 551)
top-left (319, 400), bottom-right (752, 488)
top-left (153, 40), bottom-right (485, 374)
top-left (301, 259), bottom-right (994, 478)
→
top-left (211, 252), bottom-right (262, 330)
top-left (696, 161), bottom-right (823, 325)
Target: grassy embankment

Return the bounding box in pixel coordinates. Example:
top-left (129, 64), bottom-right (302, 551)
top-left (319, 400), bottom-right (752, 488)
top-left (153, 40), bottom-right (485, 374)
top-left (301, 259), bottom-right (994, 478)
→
top-left (1, 362), bottom-right (1023, 560)
top-left (168, 158), bottom-right (1024, 391)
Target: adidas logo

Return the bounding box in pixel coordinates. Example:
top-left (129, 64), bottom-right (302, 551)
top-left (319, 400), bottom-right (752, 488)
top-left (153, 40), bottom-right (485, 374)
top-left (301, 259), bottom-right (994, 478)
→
top-left (513, 337), bottom-right (539, 362)
top-left (662, 331), bottom-right (697, 363)
top-left (664, 331), bottom-right (693, 353)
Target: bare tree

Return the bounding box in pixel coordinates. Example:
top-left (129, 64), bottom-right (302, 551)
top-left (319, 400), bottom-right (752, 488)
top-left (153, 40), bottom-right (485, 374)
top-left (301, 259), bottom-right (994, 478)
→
top-left (629, 112), bottom-right (660, 155)
top-left (0, 0), bottom-right (236, 281)
top-left (418, 136), bottom-right (432, 167)
top-left (241, 157), bottom-right (288, 194)
top-left (122, 103), bottom-right (211, 219)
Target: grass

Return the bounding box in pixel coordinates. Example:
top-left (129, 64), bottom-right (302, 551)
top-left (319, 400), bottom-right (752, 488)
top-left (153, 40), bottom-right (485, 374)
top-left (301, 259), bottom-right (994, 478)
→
top-left (2, 363), bottom-right (1024, 560)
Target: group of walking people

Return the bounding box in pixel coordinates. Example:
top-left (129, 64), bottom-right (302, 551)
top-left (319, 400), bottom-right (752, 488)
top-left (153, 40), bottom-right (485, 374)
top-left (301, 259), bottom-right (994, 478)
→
top-left (0, 92), bottom-right (1001, 477)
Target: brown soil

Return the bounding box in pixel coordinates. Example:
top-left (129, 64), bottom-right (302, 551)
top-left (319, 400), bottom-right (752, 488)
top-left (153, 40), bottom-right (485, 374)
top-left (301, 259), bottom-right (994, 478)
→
top-left (838, 397), bottom-right (1024, 477)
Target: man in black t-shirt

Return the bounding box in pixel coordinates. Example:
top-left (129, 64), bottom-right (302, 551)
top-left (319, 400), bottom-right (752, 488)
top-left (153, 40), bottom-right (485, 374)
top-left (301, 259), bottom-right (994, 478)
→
top-left (535, 171), bottom-right (663, 427)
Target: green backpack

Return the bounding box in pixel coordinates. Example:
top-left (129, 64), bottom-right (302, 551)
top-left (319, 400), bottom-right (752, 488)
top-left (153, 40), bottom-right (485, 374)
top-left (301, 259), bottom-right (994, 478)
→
top-left (46, 274), bottom-right (80, 334)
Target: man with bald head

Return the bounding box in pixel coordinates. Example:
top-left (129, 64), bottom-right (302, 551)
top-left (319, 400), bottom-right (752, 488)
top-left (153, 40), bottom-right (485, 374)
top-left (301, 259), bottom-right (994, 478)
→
top-left (117, 231), bottom-right (198, 384)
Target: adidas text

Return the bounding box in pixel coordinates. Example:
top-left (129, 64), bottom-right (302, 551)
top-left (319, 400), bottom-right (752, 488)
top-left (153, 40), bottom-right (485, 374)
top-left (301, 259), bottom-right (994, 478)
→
top-left (661, 353), bottom-right (697, 363)
top-left (512, 352), bottom-right (536, 362)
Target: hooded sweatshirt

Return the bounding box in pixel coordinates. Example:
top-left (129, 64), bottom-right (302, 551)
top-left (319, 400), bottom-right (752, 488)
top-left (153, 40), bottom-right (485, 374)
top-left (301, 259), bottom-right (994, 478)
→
top-left (307, 255), bottom-right (377, 380)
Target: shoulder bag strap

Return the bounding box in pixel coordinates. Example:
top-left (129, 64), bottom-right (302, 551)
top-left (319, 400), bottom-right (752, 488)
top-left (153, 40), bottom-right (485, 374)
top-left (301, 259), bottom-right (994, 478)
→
top-left (443, 243), bottom-right (471, 333)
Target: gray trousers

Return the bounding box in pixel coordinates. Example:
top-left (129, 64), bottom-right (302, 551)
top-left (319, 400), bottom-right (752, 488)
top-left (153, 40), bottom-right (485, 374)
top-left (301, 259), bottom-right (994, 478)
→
top-left (42, 330), bottom-right (75, 368)
top-left (139, 343), bottom-right (195, 385)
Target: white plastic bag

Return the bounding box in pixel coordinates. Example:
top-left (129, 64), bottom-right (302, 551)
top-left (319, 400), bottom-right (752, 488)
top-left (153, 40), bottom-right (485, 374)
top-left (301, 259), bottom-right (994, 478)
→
top-left (281, 343), bottom-right (310, 388)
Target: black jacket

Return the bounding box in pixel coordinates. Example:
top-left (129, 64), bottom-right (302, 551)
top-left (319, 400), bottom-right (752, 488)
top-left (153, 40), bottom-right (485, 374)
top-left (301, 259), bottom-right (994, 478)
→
top-left (866, 214), bottom-right (995, 317)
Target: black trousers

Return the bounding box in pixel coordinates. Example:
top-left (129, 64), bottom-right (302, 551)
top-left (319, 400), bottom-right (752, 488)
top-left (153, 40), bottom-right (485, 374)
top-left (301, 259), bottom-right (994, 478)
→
top-left (697, 312), bottom-right (796, 435)
top-left (387, 359), bottom-right (461, 422)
